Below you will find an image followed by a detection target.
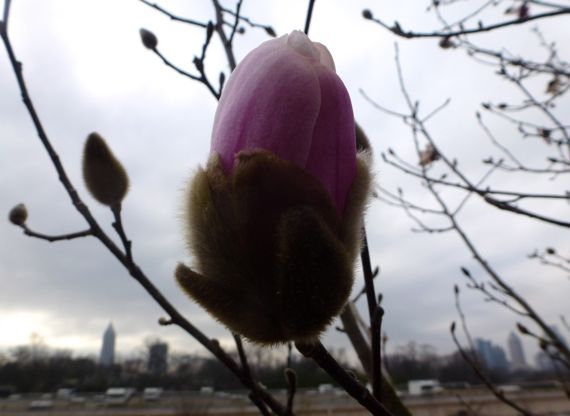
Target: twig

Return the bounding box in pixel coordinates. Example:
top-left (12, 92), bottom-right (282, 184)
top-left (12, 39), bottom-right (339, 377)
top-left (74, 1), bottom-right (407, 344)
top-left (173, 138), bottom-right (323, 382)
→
top-left (152, 48), bottom-right (220, 99)
top-left (453, 283), bottom-right (479, 365)
top-left (20, 225), bottom-right (92, 243)
top-left (484, 195), bottom-right (570, 228)
top-left (111, 204), bottom-right (133, 264)
top-left (1, 9), bottom-right (287, 415)
top-left (211, 0), bottom-right (237, 71)
top-left (284, 368), bottom-right (297, 416)
top-left (303, 0), bottom-right (316, 35)
top-left (233, 333), bottom-right (270, 415)
top-left (366, 8), bottom-right (570, 39)
top-left (451, 323), bottom-right (535, 416)
top-left (339, 304), bottom-right (372, 381)
top-left (371, 305), bottom-right (384, 402)
top-left (138, 0), bottom-right (208, 28)
top-left (295, 341), bottom-right (393, 416)
top-left (388, 44), bottom-right (570, 364)
top-left (227, 0), bottom-right (243, 44)
top-left (352, 265), bottom-right (380, 303)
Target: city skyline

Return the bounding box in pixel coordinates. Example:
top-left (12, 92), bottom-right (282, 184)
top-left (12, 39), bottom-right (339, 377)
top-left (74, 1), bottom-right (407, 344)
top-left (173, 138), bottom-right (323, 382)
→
top-left (1, 1), bottom-right (568, 360)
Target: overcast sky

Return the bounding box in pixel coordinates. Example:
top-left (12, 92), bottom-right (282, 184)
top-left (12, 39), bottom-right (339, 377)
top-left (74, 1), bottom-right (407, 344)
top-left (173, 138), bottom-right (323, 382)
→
top-left (1, 0), bottom-right (568, 366)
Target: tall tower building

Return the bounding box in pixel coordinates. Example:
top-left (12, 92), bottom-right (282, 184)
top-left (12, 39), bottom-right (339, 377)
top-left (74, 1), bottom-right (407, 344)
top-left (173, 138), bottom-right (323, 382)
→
top-left (147, 340), bottom-right (168, 375)
top-left (474, 338), bottom-right (509, 371)
top-left (507, 332), bottom-right (527, 369)
top-left (100, 323), bottom-right (116, 367)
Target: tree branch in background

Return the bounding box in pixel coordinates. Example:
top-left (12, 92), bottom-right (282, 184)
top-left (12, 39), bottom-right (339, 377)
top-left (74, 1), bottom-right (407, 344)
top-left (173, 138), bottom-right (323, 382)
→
top-left (370, 41), bottom-right (570, 362)
top-left (303, 0), bottom-right (316, 35)
top-left (451, 322), bottom-right (535, 416)
top-left (1, 4), bottom-right (289, 414)
top-left (295, 341), bottom-right (393, 416)
top-left (362, 5), bottom-right (570, 39)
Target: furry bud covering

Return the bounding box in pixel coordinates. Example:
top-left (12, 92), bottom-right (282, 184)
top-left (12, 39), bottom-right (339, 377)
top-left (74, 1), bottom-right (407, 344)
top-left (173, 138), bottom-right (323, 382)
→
top-left (9, 203), bottom-right (28, 226)
top-left (82, 132), bottom-right (129, 207)
top-left (176, 150), bottom-right (371, 344)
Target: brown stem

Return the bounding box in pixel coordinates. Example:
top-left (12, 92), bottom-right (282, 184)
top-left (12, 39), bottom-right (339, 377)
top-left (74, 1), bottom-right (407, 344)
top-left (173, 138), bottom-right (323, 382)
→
top-left (367, 8), bottom-right (570, 39)
top-left (295, 341), bottom-right (393, 416)
top-left (451, 323), bottom-right (535, 416)
top-left (233, 333), bottom-right (270, 415)
top-left (21, 225), bottom-right (92, 242)
top-left (1, 13), bottom-right (286, 415)
top-left (303, 0), bottom-right (316, 35)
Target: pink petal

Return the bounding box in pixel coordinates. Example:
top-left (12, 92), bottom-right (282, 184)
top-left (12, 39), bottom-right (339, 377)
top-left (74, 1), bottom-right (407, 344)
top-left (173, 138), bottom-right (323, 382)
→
top-left (211, 39), bottom-right (321, 174)
top-left (305, 65), bottom-right (356, 214)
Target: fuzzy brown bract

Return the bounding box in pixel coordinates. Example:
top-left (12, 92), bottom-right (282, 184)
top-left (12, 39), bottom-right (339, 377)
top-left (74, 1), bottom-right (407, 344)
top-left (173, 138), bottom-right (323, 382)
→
top-left (176, 150), bottom-right (371, 344)
top-left (82, 133), bottom-right (129, 207)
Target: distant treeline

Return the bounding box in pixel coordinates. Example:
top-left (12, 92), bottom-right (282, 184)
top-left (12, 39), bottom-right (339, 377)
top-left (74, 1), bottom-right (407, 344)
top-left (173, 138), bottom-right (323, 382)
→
top-left (0, 341), bottom-right (557, 394)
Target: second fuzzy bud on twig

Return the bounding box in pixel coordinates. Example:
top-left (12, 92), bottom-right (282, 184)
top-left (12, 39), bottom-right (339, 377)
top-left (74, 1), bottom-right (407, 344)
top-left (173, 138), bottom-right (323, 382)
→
top-left (82, 132), bottom-right (129, 207)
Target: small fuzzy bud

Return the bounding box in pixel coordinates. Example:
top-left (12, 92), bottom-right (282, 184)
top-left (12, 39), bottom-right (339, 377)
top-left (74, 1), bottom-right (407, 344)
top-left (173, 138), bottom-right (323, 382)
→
top-left (439, 36), bottom-right (455, 49)
top-left (545, 247), bottom-right (556, 255)
top-left (264, 26), bottom-right (276, 37)
top-left (362, 9), bottom-right (373, 20)
top-left (9, 203), bottom-right (28, 226)
top-left (82, 132), bottom-right (129, 207)
top-left (517, 323), bottom-right (529, 335)
top-left (139, 28), bottom-right (158, 50)
top-left (450, 321), bottom-right (456, 333)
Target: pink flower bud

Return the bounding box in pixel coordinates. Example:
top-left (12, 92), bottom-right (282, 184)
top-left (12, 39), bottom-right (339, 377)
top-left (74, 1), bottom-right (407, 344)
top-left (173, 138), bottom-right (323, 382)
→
top-left (211, 31), bottom-right (356, 214)
top-left (177, 32), bottom-right (372, 344)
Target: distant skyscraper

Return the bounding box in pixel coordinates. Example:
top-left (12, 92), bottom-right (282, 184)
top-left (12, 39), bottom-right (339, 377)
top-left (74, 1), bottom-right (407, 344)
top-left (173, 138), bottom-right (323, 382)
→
top-left (100, 323), bottom-right (116, 367)
top-left (507, 332), bottom-right (527, 369)
top-left (147, 340), bottom-right (168, 375)
top-left (535, 351), bottom-right (555, 371)
top-left (474, 338), bottom-right (509, 371)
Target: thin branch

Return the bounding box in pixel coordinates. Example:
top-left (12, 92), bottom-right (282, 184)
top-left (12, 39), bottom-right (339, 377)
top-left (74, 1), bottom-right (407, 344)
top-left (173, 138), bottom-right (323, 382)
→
top-left (484, 195), bottom-right (570, 228)
top-left (111, 204), bottom-right (133, 264)
top-left (295, 341), bottom-right (393, 416)
top-left (304, 0), bottom-right (316, 35)
top-left (152, 48), bottom-right (220, 99)
top-left (1, 16), bottom-right (287, 416)
top-left (366, 8), bottom-right (570, 39)
top-left (453, 283), bottom-right (479, 365)
top-left (371, 306), bottom-right (384, 402)
top-left (451, 323), bottom-right (535, 416)
top-left (220, 5), bottom-right (276, 35)
top-left (211, 0), bottom-right (237, 71)
top-left (389, 44), bottom-right (570, 364)
top-left (284, 368), bottom-right (297, 416)
top-left (138, 0), bottom-right (208, 27)
top-left (228, 0), bottom-right (243, 44)
top-left (20, 225), bottom-right (92, 243)
top-left (233, 333), bottom-right (270, 416)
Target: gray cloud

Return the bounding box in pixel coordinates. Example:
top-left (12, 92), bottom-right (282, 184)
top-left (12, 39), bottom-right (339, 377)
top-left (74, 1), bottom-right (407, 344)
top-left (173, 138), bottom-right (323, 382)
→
top-left (1, 0), bottom-right (568, 371)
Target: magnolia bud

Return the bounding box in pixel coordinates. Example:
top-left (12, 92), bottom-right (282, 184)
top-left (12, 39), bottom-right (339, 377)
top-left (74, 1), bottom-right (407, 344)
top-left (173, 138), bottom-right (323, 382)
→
top-left (177, 32), bottom-right (372, 344)
top-left (82, 132), bottom-right (129, 207)
top-left (139, 28), bottom-right (158, 50)
top-left (9, 203), bottom-right (28, 226)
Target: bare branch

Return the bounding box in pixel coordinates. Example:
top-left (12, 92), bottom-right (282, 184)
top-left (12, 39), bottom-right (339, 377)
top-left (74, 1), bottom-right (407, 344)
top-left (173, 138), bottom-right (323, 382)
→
top-left (451, 323), bottom-right (535, 416)
top-left (138, 0), bottom-right (208, 27)
top-left (295, 341), bottom-right (393, 416)
top-left (365, 7), bottom-right (570, 39)
top-left (20, 225), bottom-right (92, 243)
